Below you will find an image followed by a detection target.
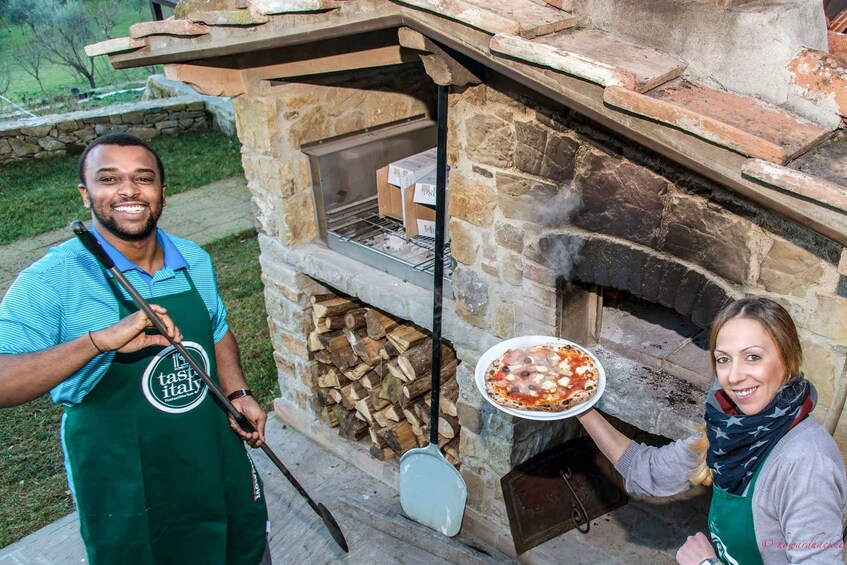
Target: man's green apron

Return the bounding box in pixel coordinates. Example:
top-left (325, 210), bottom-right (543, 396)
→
top-left (707, 455), bottom-right (770, 565)
top-left (64, 270), bottom-right (268, 565)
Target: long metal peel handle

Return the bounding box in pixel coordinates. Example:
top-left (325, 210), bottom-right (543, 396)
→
top-left (70, 221), bottom-right (349, 551)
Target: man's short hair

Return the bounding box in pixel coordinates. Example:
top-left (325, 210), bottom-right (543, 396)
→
top-left (78, 133), bottom-right (166, 186)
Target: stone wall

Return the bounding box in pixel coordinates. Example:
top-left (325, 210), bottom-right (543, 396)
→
top-left (0, 96), bottom-right (209, 165)
top-left (233, 64), bottom-right (436, 415)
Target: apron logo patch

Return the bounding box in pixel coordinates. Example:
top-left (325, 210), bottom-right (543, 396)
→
top-left (141, 342), bottom-right (210, 413)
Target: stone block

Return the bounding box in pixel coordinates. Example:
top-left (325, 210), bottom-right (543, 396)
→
top-left (759, 238), bottom-right (826, 297)
top-left (460, 467), bottom-right (486, 509)
top-left (464, 112), bottom-right (514, 168)
top-left (280, 191), bottom-right (317, 246)
top-left (528, 232), bottom-right (585, 282)
top-left (122, 111), bottom-right (145, 125)
top-left (109, 114), bottom-right (123, 125)
top-left (20, 124), bottom-right (52, 137)
top-left (522, 260), bottom-right (558, 287)
top-left (658, 261), bottom-right (688, 310)
top-left (492, 301), bottom-right (518, 339)
top-left (269, 323), bottom-right (310, 359)
top-left (691, 280), bottom-right (732, 329)
top-left (57, 120), bottom-right (78, 133)
top-left (8, 138), bottom-right (39, 156)
top-left (458, 402), bottom-right (482, 434)
top-left (448, 218), bottom-right (480, 265)
top-left (522, 301), bottom-right (558, 326)
top-left (159, 128), bottom-right (178, 137)
top-left (514, 120), bottom-right (578, 183)
top-left (448, 172), bottom-right (496, 227)
top-left (125, 127), bottom-right (158, 142)
top-left (38, 137), bottom-right (65, 151)
top-left (674, 269), bottom-right (706, 318)
top-left (453, 267), bottom-right (489, 316)
top-left (494, 221), bottom-right (524, 253)
top-left (661, 193), bottom-right (757, 284)
top-left (155, 120), bottom-right (179, 130)
top-left (807, 293), bottom-right (847, 343)
top-left (607, 242), bottom-right (632, 291)
top-left (242, 152), bottom-right (298, 199)
top-left (522, 279), bottom-right (557, 308)
top-left (495, 171), bottom-right (565, 225)
top-left (639, 254), bottom-right (665, 304)
top-left (458, 429), bottom-right (478, 459)
top-left (573, 148), bottom-right (665, 247)
top-left (520, 316), bottom-right (557, 336)
top-left (501, 251), bottom-right (523, 286)
top-left (590, 239), bottom-right (612, 288)
top-left (0, 139), bottom-right (10, 155)
top-left (233, 94), bottom-right (279, 154)
top-left (801, 339), bottom-right (843, 413)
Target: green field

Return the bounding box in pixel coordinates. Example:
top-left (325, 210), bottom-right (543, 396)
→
top-left (0, 2), bottom-right (156, 110)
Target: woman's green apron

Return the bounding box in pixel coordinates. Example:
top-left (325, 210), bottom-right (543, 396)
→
top-left (64, 270), bottom-right (268, 565)
top-left (707, 455), bottom-right (770, 565)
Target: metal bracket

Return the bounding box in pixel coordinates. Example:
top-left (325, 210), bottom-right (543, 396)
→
top-left (560, 466), bottom-right (590, 534)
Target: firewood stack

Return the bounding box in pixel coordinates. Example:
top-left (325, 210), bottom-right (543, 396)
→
top-left (308, 292), bottom-right (461, 466)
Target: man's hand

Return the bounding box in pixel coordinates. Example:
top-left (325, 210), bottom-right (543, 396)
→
top-left (90, 304), bottom-right (181, 353)
top-left (676, 532), bottom-right (718, 564)
top-left (228, 395), bottom-right (267, 448)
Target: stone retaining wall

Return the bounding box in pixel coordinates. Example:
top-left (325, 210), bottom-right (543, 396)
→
top-left (0, 96), bottom-right (209, 166)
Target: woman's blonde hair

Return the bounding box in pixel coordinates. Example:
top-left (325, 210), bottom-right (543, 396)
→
top-left (690, 297), bottom-right (802, 486)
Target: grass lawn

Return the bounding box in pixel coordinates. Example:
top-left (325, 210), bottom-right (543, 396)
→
top-left (0, 229), bottom-right (277, 548)
top-left (0, 131), bottom-right (244, 246)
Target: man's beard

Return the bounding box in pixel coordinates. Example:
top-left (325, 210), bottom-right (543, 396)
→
top-left (92, 202), bottom-right (162, 241)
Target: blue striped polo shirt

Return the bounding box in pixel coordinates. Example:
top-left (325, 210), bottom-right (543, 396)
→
top-left (0, 226), bottom-right (229, 406)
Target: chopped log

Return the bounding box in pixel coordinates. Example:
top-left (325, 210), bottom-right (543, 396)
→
top-left (378, 374), bottom-right (406, 404)
top-left (308, 330), bottom-right (325, 352)
top-left (310, 293), bottom-right (337, 304)
top-left (444, 451), bottom-right (459, 466)
top-left (350, 381), bottom-right (368, 401)
top-left (325, 407), bottom-right (339, 428)
top-left (313, 297), bottom-right (358, 318)
top-left (443, 437), bottom-right (459, 460)
top-left (312, 310), bottom-right (335, 334)
top-left (414, 398), bottom-right (431, 426)
top-left (333, 404), bottom-right (356, 431)
top-left (437, 431), bottom-right (451, 448)
top-left (344, 307), bottom-right (369, 330)
top-left (386, 360), bottom-right (409, 383)
top-left (398, 341), bottom-right (456, 381)
top-left (372, 359), bottom-right (388, 377)
top-left (354, 398), bottom-right (374, 424)
top-left (330, 347), bottom-right (360, 371)
top-left (360, 371), bottom-right (382, 390)
top-left (372, 405), bottom-right (392, 428)
top-left (343, 327), bottom-right (368, 349)
top-left (324, 314), bottom-right (347, 331)
top-left (352, 337), bottom-right (385, 367)
top-left (402, 377), bottom-right (432, 401)
top-left (355, 411), bottom-right (366, 422)
top-left (365, 309), bottom-right (399, 339)
top-left (438, 413), bottom-right (460, 440)
top-left (343, 362), bottom-right (370, 381)
top-left (339, 415), bottom-right (368, 441)
top-left (402, 406), bottom-right (422, 429)
top-left (317, 367), bottom-right (343, 388)
top-left (439, 377), bottom-right (459, 417)
top-left (369, 444), bottom-right (395, 461)
top-left (318, 330), bottom-right (348, 351)
top-left (313, 388), bottom-right (337, 407)
top-left (367, 387), bottom-right (385, 409)
top-left (387, 325), bottom-right (428, 354)
top-left (368, 425), bottom-right (387, 448)
top-left (314, 350), bottom-right (333, 365)
top-left (383, 403), bottom-right (404, 423)
top-left (379, 340), bottom-right (401, 360)
top-left (377, 420), bottom-right (417, 456)
top-left (329, 388), bottom-right (343, 405)
top-left (338, 383), bottom-right (357, 410)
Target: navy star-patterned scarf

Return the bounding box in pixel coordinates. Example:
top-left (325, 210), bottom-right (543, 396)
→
top-left (705, 377), bottom-right (814, 495)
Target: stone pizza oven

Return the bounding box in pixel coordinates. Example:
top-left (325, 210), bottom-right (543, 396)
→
top-left (92, 0), bottom-right (847, 551)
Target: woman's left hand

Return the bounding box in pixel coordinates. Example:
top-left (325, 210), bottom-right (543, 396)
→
top-left (676, 532), bottom-right (717, 564)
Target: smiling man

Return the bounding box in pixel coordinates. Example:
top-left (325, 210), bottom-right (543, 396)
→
top-left (0, 134), bottom-right (271, 565)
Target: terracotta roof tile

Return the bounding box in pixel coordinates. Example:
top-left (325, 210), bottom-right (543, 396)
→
top-left (393, 0), bottom-right (575, 39)
top-left (129, 19), bottom-right (210, 40)
top-left (251, 0), bottom-right (341, 14)
top-left (490, 29), bottom-right (685, 92)
top-left (790, 137), bottom-right (847, 188)
top-left (84, 37), bottom-right (147, 58)
top-left (742, 159), bottom-right (847, 214)
top-left (605, 80), bottom-right (832, 164)
top-left (787, 48), bottom-right (847, 119)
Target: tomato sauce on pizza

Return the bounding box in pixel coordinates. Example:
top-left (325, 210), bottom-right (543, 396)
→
top-left (484, 343), bottom-right (599, 412)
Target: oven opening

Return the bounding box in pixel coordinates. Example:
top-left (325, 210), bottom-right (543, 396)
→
top-left (303, 116), bottom-right (454, 297)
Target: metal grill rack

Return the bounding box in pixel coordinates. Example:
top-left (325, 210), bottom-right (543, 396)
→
top-left (325, 197), bottom-right (454, 298)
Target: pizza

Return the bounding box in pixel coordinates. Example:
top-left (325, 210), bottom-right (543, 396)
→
top-left (484, 343), bottom-right (600, 412)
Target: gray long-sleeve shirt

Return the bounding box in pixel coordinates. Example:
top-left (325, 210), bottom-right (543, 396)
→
top-left (615, 417), bottom-right (847, 564)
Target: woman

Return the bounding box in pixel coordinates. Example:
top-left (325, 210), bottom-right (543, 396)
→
top-left (578, 297), bottom-right (847, 564)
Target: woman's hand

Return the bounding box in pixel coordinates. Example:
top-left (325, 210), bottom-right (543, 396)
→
top-left (676, 532), bottom-right (717, 564)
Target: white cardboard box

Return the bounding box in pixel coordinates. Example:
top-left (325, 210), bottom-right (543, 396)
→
top-left (387, 148), bottom-right (437, 189)
top-left (412, 168), bottom-right (449, 206)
